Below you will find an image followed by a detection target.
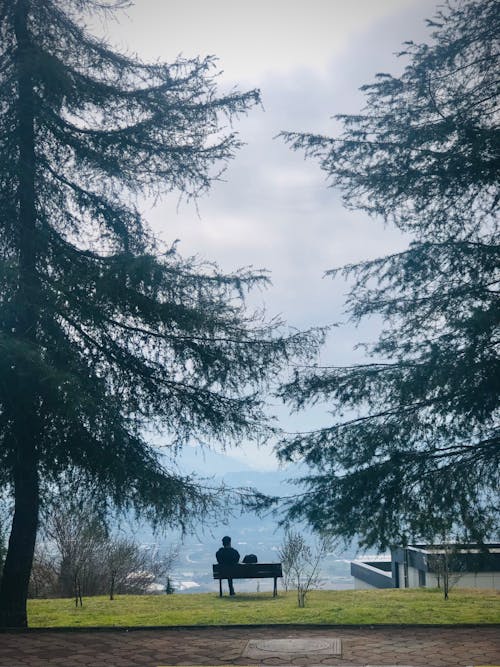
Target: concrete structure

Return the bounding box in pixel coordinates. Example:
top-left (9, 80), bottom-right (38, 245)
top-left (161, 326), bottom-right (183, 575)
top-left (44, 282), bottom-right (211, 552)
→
top-left (351, 543), bottom-right (500, 590)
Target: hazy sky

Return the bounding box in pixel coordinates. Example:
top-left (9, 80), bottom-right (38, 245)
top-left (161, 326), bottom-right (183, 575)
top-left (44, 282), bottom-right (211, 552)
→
top-left (93, 0), bottom-right (438, 470)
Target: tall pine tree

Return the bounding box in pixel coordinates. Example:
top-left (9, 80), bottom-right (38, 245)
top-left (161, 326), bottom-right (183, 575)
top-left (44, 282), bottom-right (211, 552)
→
top-left (277, 0), bottom-right (499, 549)
top-left (0, 0), bottom-right (321, 627)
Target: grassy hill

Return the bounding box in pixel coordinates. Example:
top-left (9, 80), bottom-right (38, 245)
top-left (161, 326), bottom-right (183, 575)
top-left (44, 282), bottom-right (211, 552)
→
top-left (28, 588), bottom-right (499, 627)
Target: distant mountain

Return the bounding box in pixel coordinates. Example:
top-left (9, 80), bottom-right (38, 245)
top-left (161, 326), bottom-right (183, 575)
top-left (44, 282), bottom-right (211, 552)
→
top-left (166, 444), bottom-right (307, 499)
top-left (175, 444), bottom-right (256, 476)
top-left (122, 448), bottom-right (308, 545)
top-left (222, 466), bottom-right (306, 496)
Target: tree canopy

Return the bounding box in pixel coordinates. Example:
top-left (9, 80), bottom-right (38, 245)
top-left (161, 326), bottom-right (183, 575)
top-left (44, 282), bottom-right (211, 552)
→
top-left (277, 0), bottom-right (499, 550)
top-left (0, 0), bottom-right (321, 627)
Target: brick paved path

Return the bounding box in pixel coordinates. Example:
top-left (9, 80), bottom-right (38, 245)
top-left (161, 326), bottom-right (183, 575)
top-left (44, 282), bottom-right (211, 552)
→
top-left (0, 625), bottom-right (498, 667)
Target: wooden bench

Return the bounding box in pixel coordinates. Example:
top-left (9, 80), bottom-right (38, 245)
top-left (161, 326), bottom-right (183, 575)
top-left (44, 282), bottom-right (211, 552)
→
top-left (212, 562), bottom-right (283, 597)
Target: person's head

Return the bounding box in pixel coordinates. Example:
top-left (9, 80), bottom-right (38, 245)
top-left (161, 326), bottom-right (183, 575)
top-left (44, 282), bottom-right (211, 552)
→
top-left (222, 535), bottom-right (231, 547)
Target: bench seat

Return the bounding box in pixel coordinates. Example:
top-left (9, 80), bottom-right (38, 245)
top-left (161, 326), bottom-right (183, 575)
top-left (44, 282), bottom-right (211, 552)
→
top-left (212, 562), bottom-right (283, 597)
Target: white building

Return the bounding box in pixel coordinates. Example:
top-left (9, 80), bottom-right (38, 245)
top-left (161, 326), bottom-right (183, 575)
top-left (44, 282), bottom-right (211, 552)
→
top-left (351, 543), bottom-right (500, 590)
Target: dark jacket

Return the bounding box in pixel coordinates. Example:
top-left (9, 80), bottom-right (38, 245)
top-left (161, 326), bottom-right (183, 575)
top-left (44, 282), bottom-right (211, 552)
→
top-left (216, 546), bottom-right (240, 565)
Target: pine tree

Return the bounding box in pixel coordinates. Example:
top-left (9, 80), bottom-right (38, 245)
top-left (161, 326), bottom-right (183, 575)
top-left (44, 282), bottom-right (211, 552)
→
top-left (277, 0), bottom-right (499, 549)
top-left (0, 0), bottom-right (321, 627)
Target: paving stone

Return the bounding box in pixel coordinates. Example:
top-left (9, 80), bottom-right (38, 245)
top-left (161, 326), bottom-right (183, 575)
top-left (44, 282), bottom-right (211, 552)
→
top-left (0, 625), bottom-right (499, 666)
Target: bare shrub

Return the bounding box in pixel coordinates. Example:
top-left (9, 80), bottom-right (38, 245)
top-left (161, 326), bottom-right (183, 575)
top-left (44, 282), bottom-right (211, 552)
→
top-left (278, 530), bottom-right (332, 607)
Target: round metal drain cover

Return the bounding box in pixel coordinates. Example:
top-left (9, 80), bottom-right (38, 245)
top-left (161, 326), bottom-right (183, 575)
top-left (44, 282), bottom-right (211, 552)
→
top-left (243, 638), bottom-right (341, 656)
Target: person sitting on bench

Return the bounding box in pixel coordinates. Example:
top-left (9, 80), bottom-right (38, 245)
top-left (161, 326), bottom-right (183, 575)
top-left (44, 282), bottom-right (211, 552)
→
top-left (215, 536), bottom-right (240, 595)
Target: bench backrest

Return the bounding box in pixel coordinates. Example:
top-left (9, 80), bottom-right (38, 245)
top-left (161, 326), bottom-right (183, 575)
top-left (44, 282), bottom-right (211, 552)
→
top-left (212, 563), bottom-right (283, 579)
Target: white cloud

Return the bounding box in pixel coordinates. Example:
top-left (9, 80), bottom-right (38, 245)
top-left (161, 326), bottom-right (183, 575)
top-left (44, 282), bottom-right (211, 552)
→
top-left (91, 0), bottom-right (439, 468)
top-left (95, 0), bottom-right (431, 85)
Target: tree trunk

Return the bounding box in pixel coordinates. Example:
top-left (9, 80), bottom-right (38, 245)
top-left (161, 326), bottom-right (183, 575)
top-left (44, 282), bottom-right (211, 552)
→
top-left (0, 0), bottom-right (40, 629)
top-left (0, 457), bottom-right (39, 627)
top-left (109, 572), bottom-right (115, 601)
top-left (443, 553), bottom-right (449, 601)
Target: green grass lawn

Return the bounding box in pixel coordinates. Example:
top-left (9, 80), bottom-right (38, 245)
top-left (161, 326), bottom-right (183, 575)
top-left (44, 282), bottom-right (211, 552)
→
top-left (28, 588), bottom-right (499, 627)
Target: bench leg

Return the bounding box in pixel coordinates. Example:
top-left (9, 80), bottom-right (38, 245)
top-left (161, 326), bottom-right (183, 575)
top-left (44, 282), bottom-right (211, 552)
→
top-left (273, 577), bottom-right (277, 597)
top-left (219, 579), bottom-right (222, 597)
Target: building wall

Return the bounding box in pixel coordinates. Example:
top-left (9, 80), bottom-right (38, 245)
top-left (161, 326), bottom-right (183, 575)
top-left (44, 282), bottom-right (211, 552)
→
top-left (351, 561), bottom-right (394, 589)
top-left (355, 545), bottom-right (500, 590)
top-left (353, 577), bottom-right (379, 590)
top-left (396, 566), bottom-right (500, 590)
top-left (362, 570), bottom-right (500, 590)
top-left (398, 563), bottom-right (405, 588)
top-left (408, 565), bottom-right (421, 588)
top-left (426, 571), bottom-right (500, 589)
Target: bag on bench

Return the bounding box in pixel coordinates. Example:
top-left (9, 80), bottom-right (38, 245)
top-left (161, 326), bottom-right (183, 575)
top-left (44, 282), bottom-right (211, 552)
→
top-left (242, 554), bottom-right (258, 563)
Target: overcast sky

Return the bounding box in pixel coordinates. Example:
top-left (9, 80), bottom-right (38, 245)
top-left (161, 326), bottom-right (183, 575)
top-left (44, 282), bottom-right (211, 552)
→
top-left (93, 0), bottom-right (438, 471)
